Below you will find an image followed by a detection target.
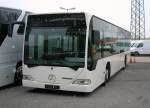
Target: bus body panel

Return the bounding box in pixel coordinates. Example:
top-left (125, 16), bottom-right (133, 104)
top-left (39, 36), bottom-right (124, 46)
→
top-left (23, 66), bottom-right (84, 84)
top-left (23, 67), bottom-right (94, 92)
top-left (0, 7), bottom-right (27, 87)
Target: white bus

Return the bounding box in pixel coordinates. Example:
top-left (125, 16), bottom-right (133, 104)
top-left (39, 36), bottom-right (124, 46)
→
top-left (21, 12), bottom-right (130, 92)
top-left (0, 7), bottom-right (29, 87)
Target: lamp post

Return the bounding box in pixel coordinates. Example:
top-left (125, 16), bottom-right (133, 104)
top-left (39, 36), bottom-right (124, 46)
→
top-left (59, 7), bottom-right (76, 12)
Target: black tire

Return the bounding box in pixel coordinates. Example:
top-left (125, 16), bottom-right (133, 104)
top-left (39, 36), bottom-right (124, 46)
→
top-left (123, 55), bottom-right (127, 69)
top-left (132, 51), bottom-right (140, 56)
top-left (14, 65), bottom-right (22, 85)
top-left (135, 52), bottom-right (140, 56)
top-left (105, 68), bottom-right (109, 81)
top-left (102, 65), bottom-right (111, 86)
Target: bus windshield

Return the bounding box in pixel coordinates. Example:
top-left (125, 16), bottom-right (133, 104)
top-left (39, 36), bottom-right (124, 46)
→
top-left (24, 13), bottom-right (86, 69)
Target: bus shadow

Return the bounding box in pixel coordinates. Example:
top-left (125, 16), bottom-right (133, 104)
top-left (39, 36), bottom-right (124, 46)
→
top-left (27, 88), bottom-right (92, 97)
top-left (0, 84), bottom-right (20, 91)
top-left (111, 67), bottom-right (126, 80)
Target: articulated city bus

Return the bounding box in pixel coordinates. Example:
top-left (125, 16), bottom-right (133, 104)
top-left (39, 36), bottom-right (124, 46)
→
top-left (0, 7), bottom-right (29, 87)
top-left (21, 12), bottom-right (130, 92)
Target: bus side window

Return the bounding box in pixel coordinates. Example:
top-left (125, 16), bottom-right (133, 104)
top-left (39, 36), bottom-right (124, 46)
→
top-left (0, 24), bottom-right (8, 46)
top-left (89, 30), bottom-right (101, 70)
top-left (92, 30), bottom-right (100, 51)
top-left (91, 30), bottom-right (100, 54)
top-left (92, 30), bottom-right (104, 58)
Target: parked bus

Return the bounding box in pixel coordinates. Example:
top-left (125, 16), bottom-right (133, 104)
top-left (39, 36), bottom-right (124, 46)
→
top-left (0, 7), bottom-right (29, 87)
top-left (14, 12), bottom-right (130, 92)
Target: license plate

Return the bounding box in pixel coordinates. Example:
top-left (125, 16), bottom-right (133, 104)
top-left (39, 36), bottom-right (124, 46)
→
top-left (45, 85), bottom-right (60, 90)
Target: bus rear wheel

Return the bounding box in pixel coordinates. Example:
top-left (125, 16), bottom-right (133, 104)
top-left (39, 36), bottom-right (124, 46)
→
top-left (123, 55), bottom-right (127, 69)
top-left (14, 65), bottom-right (22, 85)
top-left (105, 69), bottom-right (109, 82)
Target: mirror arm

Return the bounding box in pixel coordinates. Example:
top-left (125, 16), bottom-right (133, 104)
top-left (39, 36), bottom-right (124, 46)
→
top-left (8, 21), bottom-right (25, 37)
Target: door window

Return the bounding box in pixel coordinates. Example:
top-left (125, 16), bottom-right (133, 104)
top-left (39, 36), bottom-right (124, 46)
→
top-left (0, 24), bottom-right (8, 46)
top-left (137, 43), bottom-right (143, 48)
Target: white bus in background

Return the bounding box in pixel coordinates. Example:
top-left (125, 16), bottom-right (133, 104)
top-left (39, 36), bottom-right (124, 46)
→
top-left (0, 7), bottom-right (29, 87)
top-left (15, 12), bottom-right (130, 92)
top-left (130, 40), bottom-right (150, 55)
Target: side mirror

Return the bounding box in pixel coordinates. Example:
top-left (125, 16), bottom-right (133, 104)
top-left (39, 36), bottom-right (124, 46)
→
top-left (8, 21), bottom-right (25, 37)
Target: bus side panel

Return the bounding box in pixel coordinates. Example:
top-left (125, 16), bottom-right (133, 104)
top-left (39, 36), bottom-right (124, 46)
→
top-left (92, 59), bottom-right (106, 89)
top-left (90, 53), bottom-right (124, 90)
top-left (0, 63), bottom-right (15, 87)
top-left (0, 36), bottom-right (18, 87)
top-left (110, 53), bottom-right (124, 76)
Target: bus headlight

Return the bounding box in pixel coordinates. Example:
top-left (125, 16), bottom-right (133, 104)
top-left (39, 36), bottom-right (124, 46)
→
top-left (72, 79), bottom-right (91, 85)
top-left (23, 75), bottom-right (34, 81)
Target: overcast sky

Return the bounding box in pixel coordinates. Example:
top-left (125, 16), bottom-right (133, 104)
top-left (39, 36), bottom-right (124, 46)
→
top-left (0, 0), bottom-right (150, 37)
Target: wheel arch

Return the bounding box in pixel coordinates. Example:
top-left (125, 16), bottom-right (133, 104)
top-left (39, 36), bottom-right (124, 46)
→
top-left (106, 62), bottom-right (111, 70)
top-left (16, 60), bottom-right (22, 69)
top-left (106, 62), bottom-right (111, 78)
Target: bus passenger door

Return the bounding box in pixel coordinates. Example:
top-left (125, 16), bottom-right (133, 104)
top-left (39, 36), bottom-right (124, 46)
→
top-left (88, 29), bottom-right (106, 85)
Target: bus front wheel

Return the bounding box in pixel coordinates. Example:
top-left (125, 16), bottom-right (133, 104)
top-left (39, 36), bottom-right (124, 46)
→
top-left (102, 65), bottom-right (111, 86)
top-left (14, 65), bottom-right (22, 85)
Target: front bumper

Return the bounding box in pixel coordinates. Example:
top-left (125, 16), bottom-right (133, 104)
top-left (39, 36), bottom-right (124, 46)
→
top-left (23, 80), bottom-right (93, 93)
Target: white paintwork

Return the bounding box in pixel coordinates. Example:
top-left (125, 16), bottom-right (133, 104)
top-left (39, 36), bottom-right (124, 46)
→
top-left (0, 9), bottom-right (27, 87)
top-left (23, 12), bottom-right (128, 92)
top-left (130, 40), bottom-right (150, 55)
